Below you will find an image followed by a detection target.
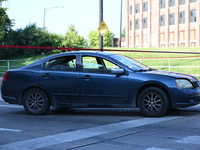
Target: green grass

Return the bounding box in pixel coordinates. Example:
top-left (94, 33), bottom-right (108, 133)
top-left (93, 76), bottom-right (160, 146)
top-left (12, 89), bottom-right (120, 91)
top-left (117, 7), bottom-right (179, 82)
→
top-left (109, 47), bottom-right (200, 77)
top-left (108, 47), bottom-right (200, 58)
top-left (1, 47), bottom-right (200, 78)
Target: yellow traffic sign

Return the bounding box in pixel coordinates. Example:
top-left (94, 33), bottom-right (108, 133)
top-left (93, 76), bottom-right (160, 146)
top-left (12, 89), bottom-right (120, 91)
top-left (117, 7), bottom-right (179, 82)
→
top-left (98, 21), bottom-right (109, 36)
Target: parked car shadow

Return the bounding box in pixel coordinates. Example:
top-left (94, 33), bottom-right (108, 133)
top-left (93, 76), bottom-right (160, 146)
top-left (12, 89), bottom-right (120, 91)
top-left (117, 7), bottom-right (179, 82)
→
top-left (166, 105), bottom-right (200, 117)
top-left (49, 108), bottom-right (142, 117)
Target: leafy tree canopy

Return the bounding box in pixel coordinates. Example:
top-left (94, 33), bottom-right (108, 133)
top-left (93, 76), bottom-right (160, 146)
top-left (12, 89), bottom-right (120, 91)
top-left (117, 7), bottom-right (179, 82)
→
top-left (0, 0), bottom-right (14, 41)
top-left (0, 23), bottom-right (64, 58)
top-left (62, 24), bottom-right (87, 48)
top-left (88, 30), bottom-right (114, 47)
top-left (121, 27), bottom-right (125, 38)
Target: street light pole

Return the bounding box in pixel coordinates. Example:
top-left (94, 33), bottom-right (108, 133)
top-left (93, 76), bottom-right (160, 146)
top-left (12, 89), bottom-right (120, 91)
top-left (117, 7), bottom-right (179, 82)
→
top-left (119, 0), bottom-right (123, 48)
top-left (43, 6), bottom-right (64, 29)
top-left (43, 8), bottom-right (46, 28)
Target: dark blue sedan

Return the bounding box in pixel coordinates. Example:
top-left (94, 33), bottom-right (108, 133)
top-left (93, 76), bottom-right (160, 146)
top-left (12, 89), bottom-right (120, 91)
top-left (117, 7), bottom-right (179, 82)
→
top-left (1, 51), bottom-right (200, 117)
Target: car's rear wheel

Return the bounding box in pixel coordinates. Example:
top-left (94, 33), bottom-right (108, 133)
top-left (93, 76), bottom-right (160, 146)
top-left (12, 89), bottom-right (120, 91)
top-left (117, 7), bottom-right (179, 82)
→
top-left (138, 87), bottom-right (170, 117)
top-left (23, 88), bottom-right (50, 115)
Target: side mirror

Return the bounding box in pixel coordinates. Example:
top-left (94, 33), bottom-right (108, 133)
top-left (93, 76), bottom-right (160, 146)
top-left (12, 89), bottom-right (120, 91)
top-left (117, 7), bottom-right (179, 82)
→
top-left (111, 68), bottom-right (125, 74)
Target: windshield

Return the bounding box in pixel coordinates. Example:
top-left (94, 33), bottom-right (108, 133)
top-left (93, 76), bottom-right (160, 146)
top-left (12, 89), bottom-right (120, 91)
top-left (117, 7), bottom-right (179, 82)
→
top-left (110, 54), bottom-right (150, 70)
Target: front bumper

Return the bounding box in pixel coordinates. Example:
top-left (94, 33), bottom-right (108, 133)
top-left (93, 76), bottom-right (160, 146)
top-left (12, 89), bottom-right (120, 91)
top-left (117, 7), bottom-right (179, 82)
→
top-left (171, 88), bottom-right (200, 108)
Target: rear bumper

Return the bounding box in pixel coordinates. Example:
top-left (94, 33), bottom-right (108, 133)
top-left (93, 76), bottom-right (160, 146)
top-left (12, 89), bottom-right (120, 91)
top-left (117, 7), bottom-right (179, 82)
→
top-left (2, 96), bottom-right (20, 105)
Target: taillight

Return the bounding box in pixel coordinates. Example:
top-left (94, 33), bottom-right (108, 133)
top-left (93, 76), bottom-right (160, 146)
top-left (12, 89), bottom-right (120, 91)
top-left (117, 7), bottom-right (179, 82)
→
top-left (3, 71), bottom-right (8, 82)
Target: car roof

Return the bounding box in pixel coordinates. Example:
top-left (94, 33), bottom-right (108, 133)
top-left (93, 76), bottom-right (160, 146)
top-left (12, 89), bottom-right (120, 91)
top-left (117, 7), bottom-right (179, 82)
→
top-left (43, 51), bottom-right (115, 60)
top-left (58, 51), bottom-right (114, 55)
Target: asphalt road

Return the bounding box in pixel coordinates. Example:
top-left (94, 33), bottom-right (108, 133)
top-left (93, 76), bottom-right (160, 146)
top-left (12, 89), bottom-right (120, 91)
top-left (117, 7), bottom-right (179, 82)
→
top-left (1, 98), bottom-right (200, 150)
top-left (1, 77), bottom-right (200, 150)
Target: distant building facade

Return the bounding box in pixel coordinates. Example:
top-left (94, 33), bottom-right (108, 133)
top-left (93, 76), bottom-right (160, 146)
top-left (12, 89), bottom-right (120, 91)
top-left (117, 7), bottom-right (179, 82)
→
top-left (126, 0), bottom-right (199, 48)
top-left (113, 37), bottom-right (126, 47)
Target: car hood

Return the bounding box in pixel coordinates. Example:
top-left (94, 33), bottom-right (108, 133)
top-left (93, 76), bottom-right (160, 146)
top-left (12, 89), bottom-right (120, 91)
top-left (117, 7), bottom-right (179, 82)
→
top-left (146, 70), bottom-right (198, 81)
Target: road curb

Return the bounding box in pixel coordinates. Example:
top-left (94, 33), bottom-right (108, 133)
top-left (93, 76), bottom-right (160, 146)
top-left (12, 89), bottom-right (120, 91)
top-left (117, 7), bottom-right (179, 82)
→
top-left (0, 77), bottom-right (2, 100)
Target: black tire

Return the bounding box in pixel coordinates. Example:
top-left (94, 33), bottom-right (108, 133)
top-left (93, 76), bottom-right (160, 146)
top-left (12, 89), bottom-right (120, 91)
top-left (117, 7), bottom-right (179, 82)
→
top-left (23, 88), bottom-right (50, 115)
top-left (138, 87), bottom-right (170, 117)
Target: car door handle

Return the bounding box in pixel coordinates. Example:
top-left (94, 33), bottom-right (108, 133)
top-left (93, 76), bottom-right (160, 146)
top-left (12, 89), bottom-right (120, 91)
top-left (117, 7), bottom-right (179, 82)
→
top-left (41, 73), bottom-right (51, 78)
top-left (82, 75), bottom-right (92, 79)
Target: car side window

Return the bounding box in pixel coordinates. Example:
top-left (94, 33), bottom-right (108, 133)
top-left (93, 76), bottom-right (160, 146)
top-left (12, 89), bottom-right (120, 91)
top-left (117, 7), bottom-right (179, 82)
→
top-left (82, 56), bottom-right (119, 73)
top-left (43, 55), bottom-right (76, 71)
top-left (103, 59), bottom-right (119, 70)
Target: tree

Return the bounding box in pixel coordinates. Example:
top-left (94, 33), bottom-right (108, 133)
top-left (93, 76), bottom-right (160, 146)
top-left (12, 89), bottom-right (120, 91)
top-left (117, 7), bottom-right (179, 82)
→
top-left (0, 23), bottom-right (64, 58)
top-left (88, 30), bottom-right (115, 47)
top-left (9, 24), bottom-right (63, 54)
top-left (121, 27), bottom-right (126, 38)
top-left (62, 24), bottom-right (86, 48)
top-left (0, 0), bottom-right (14, 42)
top-left (103, 30), bottom-right (115, 47)
top-left (88, 30), bottom-right (99, 47)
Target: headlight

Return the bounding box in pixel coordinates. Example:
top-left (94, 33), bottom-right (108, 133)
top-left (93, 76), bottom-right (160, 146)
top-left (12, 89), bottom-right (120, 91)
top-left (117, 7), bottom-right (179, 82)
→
top-left (176, 79), bottom-right (193, 89)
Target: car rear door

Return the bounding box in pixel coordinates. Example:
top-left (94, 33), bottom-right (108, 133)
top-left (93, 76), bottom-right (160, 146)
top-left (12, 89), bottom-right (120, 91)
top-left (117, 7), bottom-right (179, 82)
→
top-left (38, 55), bottom-right (81, 105)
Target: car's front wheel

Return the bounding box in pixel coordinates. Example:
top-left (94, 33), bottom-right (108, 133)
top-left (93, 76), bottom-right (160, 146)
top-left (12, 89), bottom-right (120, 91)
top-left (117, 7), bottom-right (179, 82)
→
top-left (23, 88), bottom-right (50, 115)
top-left (138, 87), bottom-right (170, 117)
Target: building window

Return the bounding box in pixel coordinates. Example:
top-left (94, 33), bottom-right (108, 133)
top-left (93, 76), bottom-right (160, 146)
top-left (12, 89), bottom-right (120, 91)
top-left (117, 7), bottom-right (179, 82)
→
top-left (190, 10), bottom-right (196, 22)
top-left (135, 4), bottom-right (140, 13)
top-left (130, 36), bottom-right (132, 45)
top-left (190, 29), bottom-right (196, 46)
top-left (160, 15), bottom-right (165, 26)
top-left (190, 29), bottom-right (196, 40)
top-left (180, 11), bottom-right (185, 24)
top-left (170, 0), bottom-right (175, 7)
top-left (135, 35), bottom-right (140, 45)
top-left (190, 0), bottom-right (196, 3)
top-left (160, 33), bottom-right (165, 42)
top-left (143, 2), bottom-right (148, 12)
top-left (170, 32), bottom-right (175, 42)
top-left (130, 20), bottom-right (132, 30)
top-left (180, 30), bottom-right (185, 41)
top-left (143, 18), bottom-right (148, 28)
top-left (160, 0), bottom-right (166, 8)
top-left (135, 19), bottom-right (140, 29)
top-left (179, 0), bottom-right (185, 5)
top-left (143, 34), bottom-right (147, 44)
top-left (169, 13), bottom-right (175, 25)
top-left (130, 5), bottom-right (132, 14)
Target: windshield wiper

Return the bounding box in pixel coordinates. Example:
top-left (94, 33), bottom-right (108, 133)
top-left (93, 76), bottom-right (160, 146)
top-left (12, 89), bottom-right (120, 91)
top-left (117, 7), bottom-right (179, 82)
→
top-left (148, 68), bottom-right (156, 71)
top-left (134, 68), bottom-right (156, 72)
top-left (134, 69), bottom-right (148, 72)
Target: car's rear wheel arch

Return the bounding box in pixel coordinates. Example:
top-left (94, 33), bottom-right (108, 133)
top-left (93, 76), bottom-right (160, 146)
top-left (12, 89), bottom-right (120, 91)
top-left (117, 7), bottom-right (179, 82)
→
top-left (21, 86), bottom-right (52, 106)
top-left (136, 83), bottom-right (171, 107)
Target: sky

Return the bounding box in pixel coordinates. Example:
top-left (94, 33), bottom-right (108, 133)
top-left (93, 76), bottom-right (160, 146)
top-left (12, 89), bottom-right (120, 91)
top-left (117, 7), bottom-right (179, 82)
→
top-left (2, 0), bottom-right (126, 38)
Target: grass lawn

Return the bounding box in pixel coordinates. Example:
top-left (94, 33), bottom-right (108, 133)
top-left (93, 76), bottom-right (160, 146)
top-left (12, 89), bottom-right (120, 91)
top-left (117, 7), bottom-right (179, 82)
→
top-left (0, 47), bottom-right (200, 77)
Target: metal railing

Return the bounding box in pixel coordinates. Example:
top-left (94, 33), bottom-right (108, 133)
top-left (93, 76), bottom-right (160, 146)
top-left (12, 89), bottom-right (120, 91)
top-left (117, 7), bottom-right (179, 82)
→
top-left (0, 57), bottom-right (200, 76)
top-left (136, 57), bottom-right (200, 76)
top-left (0, 60), bottom-right (36, 76)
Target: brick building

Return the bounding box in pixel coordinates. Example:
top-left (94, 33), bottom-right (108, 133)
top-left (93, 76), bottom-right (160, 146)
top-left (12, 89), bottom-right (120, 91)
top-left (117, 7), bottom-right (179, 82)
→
top-left (126, 0), bottom-right (199, 48)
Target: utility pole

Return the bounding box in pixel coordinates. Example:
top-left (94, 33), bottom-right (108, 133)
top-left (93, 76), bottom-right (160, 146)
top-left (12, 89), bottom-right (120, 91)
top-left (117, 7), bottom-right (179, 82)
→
top-left (99, 0), bottom-right (103, 50)
top-left (119, 0), bottom-right (123, 48)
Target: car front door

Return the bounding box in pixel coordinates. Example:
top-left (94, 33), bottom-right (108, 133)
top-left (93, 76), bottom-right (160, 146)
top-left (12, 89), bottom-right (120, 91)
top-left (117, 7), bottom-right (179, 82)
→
top-left (38, 55), bottom-right (81, 106)
top-left (79, 55), bottom-right (129, 104)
